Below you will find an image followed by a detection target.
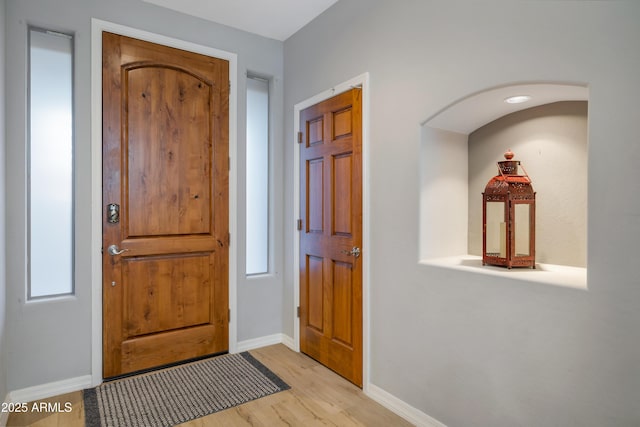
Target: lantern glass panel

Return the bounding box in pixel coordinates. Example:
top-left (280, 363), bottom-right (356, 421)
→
top-left (514, 203), bottom-right (530, 257)
top-left (486, 201), bottom-right (506, 258)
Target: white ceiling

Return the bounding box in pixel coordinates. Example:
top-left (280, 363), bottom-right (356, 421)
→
top-left (424, 83), bottom-right (589, 135)
top-left (141, 0), bottom-right (340, 41)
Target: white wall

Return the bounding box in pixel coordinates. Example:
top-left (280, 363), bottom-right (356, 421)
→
top-left (419, 127), bottom-right (468, 260)
top-left (5, 0), bottom-right (284, 392)
top-left (284, 1), bottom-right (640, 426)
top-left (0, 0), bottom-right (8, 402)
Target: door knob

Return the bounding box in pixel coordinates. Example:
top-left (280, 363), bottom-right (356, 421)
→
top-left (107, 244), bottom-right (128, 256)
top-left (341, 246), bottom-right (361, 259)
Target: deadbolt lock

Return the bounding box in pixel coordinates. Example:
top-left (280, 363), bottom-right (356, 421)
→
top-left (107, 203), bottom-right (120, 224)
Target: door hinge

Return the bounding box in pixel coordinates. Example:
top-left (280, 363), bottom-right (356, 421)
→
top-left (228, 232), bottom-right (231, 247)
top-left (297, 219), bottom-right (302, 231)
top-left (228, 309), bottom-right (231, 322)
top-left (297, 131), bottom-right (303, 144)
top-left (229, 81), bottom-right (231, 94)
top-left (228, 157), bottom-right (231, 171)
top-left (297, 306), bottom-right (300, 318)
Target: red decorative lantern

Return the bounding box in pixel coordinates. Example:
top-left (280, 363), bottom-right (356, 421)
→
top-left (482, 150), bottom-right (536, 268)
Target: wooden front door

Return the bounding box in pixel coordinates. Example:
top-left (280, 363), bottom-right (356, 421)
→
top-left (102, 32), bottom-right (229, 378)
top-left (299, 88), bottom-right (363, 387)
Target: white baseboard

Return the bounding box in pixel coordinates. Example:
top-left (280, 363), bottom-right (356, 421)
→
top-left (236, 333), bottom-right (287, 352)
top-left (366, 384), bottom-right (447, 427)
top-left (280, 334), bottom-right (295, 351)
top-left (236, 333), bottom-right (296, 353)
top-left (7, 375), bottom-right (92, 405)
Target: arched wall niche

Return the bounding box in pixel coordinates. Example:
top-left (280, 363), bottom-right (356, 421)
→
top-left (419, 82), bottom-right (588, 288)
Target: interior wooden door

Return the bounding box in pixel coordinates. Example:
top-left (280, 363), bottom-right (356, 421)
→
top-left (102, 32), bottom-right (229, 378)
top-left (299, 88), bottom-right (363, 387)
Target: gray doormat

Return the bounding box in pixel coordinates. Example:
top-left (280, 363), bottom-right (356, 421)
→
top-left (84, 352), bottom-right (289, 427)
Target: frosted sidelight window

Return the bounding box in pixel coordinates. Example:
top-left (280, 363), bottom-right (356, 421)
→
top-left (246, 76), bottom-right (270, 275)
top-left (28, 28), bottom-right (74, 298)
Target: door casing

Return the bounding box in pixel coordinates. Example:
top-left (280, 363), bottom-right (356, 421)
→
top-left (90, 19), bottom-right (238, 386)
top-left (293, 73), bottom-right (370, 390)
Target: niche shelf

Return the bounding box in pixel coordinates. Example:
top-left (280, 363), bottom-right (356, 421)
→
top-left (418, 83), bottom-right (588, 289)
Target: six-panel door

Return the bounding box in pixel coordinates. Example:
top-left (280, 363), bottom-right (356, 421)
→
top-left (299, 88), bottom-right (363, 387)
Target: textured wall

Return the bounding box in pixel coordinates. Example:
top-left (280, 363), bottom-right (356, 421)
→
top-left (284, 1), bottom-right (640, 426)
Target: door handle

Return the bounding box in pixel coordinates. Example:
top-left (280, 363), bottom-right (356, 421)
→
top-left (341, 246), bottom-right (361, 259)
top-left (107, 244), bottom-right (129, 256)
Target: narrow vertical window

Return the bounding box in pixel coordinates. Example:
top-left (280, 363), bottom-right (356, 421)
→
top-left (246, 76), bottom-right (269, 275)
top-left (28, 28), bottom-right (74, 298)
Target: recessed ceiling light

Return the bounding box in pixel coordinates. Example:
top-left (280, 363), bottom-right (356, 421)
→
top-left (504, 95), bottom-right (532, 104)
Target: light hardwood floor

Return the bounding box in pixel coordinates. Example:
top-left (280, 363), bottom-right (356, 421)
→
top-left (7, 344), bottom-right (414, 426)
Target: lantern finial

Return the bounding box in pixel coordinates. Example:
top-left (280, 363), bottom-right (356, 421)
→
top-left (504, 149), bottom-right (514, 160)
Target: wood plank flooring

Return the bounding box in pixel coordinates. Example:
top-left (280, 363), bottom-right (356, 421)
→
top-left (7, 344), bottom-right (414, 426)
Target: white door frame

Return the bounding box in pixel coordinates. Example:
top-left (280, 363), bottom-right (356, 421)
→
top-left (90, 19), bottom-right (238, 386)
top-left (293, 72), bottom-right (371, 391)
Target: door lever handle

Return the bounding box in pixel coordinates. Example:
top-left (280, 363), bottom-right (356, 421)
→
top-left (107, 244), bottom-right (129, 256)
top-left (341, 246), bottom-right (361, 259)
